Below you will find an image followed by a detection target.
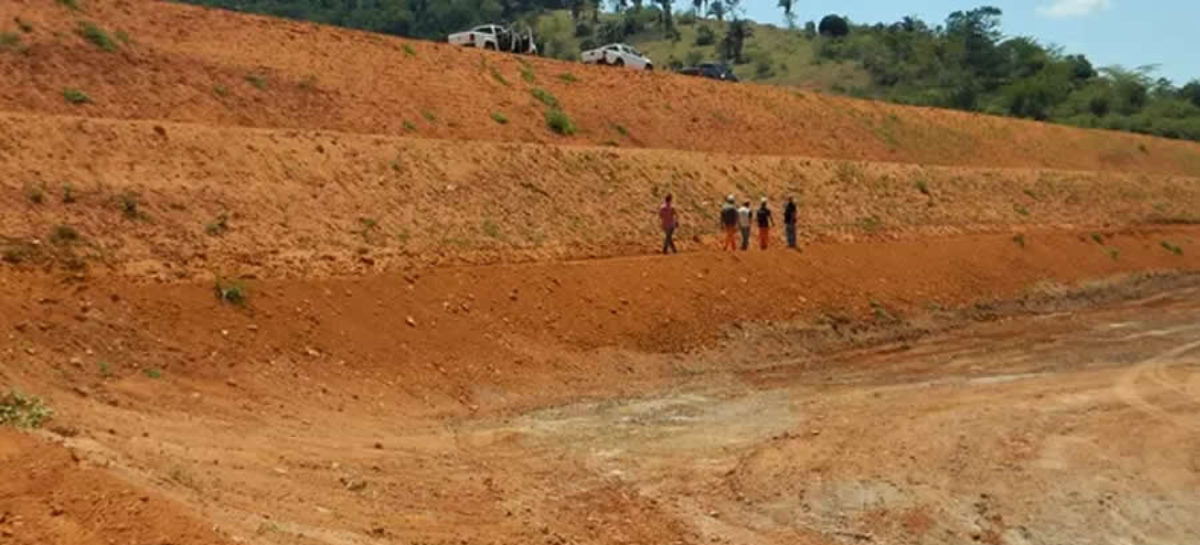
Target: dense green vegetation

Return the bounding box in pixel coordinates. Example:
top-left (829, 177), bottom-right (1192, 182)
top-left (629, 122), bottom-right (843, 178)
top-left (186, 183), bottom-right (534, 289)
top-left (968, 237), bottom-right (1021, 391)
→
top-left (177, 1), bottom-right (1200, 141)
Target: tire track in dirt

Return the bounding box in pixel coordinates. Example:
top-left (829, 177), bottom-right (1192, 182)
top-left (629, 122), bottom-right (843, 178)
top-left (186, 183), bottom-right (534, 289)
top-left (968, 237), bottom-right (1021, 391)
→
top-left (1115, 339), bottom-right (1200, 433)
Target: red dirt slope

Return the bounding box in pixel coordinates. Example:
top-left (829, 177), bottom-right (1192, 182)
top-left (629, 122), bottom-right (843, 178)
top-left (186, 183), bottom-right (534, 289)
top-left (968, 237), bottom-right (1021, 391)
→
top-left (2, 0), bottom-right (1200, 175)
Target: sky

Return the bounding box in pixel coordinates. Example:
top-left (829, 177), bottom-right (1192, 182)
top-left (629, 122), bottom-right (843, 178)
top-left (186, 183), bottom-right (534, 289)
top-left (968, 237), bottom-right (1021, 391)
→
top-left (739, 0), bottom-right (1199, 85)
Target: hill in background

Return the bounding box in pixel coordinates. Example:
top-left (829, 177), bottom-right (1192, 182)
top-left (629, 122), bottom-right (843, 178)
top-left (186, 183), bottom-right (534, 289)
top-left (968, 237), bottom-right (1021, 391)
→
top-left (178, 1), bottom-right (1200, 142)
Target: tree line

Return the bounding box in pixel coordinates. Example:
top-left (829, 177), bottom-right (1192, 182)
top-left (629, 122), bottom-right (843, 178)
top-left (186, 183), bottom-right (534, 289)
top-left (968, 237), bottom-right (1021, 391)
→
top-left (177, 1), bottom-right (1200, 142)
top-left (810, 8), bottom-right (1200, 141)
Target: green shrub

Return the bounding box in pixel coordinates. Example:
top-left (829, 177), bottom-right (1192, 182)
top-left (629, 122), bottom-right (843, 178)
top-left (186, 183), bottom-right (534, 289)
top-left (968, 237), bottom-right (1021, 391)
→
top-left (63, 88), bottom-right (91, 104)
top-left (490, 67), bottom-right (510, 86)
top-left (62, 184), bottom-right (77, 203)
top-left (0, 32), bottom-right (21, 50)
top-left (545, 109), bottom-right (576, 135)
top-left (1161, 241), bottom-right (1184, 256)
top-left (215, 279), bottom-right (247, 305)
top-left (531, 88), bottom-right (559, 108)
top-left (421, 110), bottom-right (436, 122)
top-left (402, 43), bottom-right (415, 57)
top-left (915, 179), bottom-right (930, 196)
top-left (245, 73), bottom-right (267, 90)
top-left (695, 25), bottom-right (716, 46)
top-left (26, 184), bottom-right (45, 204)
top-left (557, 72), bottom-right (579, 83)
top-left (490, 111), bottom-right (508, 125)
top-left (0, 391), bottom-right (52, 429)
top-left (50, 225), bottom-right (80, 244)
top-left (213, 85), bottom-right (229, 97)
top-left (119, 191), bottom-right (141, 219)
top-left (57, 0), bottom-right (81, 10)
top-left (403, 120), bottom-right (416, 131)
top-left (143, 368), bottom-right (162, 379)
top-left (78, 22), bottom-right (117, 52)
top-left (518, 59), bottom-right (535, 83)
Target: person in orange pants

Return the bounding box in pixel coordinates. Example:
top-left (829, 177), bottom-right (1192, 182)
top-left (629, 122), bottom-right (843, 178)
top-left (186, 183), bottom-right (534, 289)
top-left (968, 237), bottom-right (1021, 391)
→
top-left (720, 194), bottom-right (739, 251)
top-left (755, 196), bottom-right (774, 250)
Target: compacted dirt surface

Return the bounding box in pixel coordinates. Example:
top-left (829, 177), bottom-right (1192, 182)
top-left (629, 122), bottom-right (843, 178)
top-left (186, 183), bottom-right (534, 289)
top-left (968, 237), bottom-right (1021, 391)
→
top-left (2, 1), bottom-right (1200, 544)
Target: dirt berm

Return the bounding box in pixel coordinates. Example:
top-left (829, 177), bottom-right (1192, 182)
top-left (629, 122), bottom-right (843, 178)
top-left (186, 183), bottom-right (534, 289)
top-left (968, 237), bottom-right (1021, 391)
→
top-left (3, 0), bottom-right (1200, 175)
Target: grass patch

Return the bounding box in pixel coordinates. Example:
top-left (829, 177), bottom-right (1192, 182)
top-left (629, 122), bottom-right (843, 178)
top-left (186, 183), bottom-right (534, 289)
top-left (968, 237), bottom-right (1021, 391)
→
top-left (544, 109), bottom-right (575, 135)
top-left (519, 61), bottom-right (536, 83)
top-left (421, 110), bottom-right (436, 122)
top-left (1161, 241), bottom-right (1184, 256)
top-left (245, 73), bottom-right (267, 90)
top-left (298, 75), bottom-right (317, 90)
top-left (62, 184), bottom-right (77, 204)
top-left (481, 219), bottom-right (501, 239)
top-left (914, 179), bottom-right (930, 196)
top-left (213, 85), bottom-right (229, 97)
top-left (63, 88), bottom-right (91, 104)
top-left (50, 225), bottom-right (80, 244)
top-left (26, 184), bottom-right (45, 204)
top-left (99, 361), bottom-right (112, 378)
top-left (57, 0), bottom-right (82, 10)
top-left (531, 87), bottom-right (559, 108)
top-left (1104, 247), bottom-right (1120, 260)
top-left (401, 43), bottom-right (415, 56)
top-left (0, 32), bottom-right (22, 51)
top-left (489, 66), bottom-right (510, 86)
top-left (490, 111), bottom-right (508, 125)
top-left (1014, 205), bottom-right (1030, 216)
top-left (1012, 234), bottom-right (1026, 248)
top-left (613, 123), bottom-right (629, 137)
top-left (1022, 188), bottom-right (1039, 200)
top-left (858, 215), bottom-right (883, 233)
top-left (402, 120), bottom-right (416, 131)
top-left (215, 279), bottom-right (248, 306)
top-left (833, 162), bottom-right (864, 184)
top-left (1090, 232), bottom-right (1104, 244)
top-left (78, 22), bottom-right (117, 52)
top-left (557, 72), bottom-right (579, 83)
top-left (143, 368), bottom-right (162, 379)
top-left (204, 212), bottom-right (230, 236)
top-left (0, 391), bottom-right (53, 429)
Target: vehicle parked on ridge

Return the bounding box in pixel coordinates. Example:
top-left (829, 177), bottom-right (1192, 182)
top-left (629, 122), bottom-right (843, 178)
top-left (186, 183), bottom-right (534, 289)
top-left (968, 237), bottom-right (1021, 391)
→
top-left (448, 23), bottom-right (537, 54)
top-left (679, 62), bottom-right (739, 82)
top-left (581, 43), bottom-right (653, 70)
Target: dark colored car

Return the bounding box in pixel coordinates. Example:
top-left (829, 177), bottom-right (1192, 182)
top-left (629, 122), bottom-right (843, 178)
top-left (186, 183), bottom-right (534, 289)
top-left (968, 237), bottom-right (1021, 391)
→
top-left (679, 63), bottom-right (739, 82)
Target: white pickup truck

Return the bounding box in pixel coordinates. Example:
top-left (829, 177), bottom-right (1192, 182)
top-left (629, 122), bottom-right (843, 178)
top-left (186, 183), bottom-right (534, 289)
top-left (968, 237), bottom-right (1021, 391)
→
top-left (581, 43), bottom-right (653, 70)
top-left (448, 24), bottom-right (537, 54)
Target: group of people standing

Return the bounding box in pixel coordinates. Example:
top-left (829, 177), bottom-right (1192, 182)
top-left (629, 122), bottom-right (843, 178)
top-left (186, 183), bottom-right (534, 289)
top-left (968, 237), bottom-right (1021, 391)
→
top-left (657, 193), bottom-right (799, 255)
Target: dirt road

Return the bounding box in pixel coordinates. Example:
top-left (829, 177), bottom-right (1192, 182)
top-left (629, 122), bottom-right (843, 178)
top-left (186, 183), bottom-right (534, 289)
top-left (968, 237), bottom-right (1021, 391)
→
top-left (9, 278), bottom-right (1196, 545)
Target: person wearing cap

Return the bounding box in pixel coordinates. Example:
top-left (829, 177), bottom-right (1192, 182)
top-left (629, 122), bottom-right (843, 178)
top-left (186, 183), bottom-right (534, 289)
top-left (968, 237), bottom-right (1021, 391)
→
top-left (756, 196), bottom-right (774, 250)
top-left (720, 194), bottom-right (738, 251)
top-left (783, 196), bottom-right (799, 249)
top-left (737, 200), bottom-right (753, 251)
top-left (659, 193), bottom-right (679, 255)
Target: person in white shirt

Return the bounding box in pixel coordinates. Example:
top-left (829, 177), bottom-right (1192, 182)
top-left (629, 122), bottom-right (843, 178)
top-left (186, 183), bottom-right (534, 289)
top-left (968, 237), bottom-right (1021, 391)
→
top-left (736, 200), bottom-right (753, 251)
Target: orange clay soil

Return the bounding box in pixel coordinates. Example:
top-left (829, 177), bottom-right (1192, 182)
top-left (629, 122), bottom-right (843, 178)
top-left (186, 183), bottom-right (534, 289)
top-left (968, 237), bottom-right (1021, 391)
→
top-left (2, 112), bottom-right (1200, 278)
top-left (4, 1), bottom-right (1200, 544)
top-left (3, 0), bottom-right (1200, 175)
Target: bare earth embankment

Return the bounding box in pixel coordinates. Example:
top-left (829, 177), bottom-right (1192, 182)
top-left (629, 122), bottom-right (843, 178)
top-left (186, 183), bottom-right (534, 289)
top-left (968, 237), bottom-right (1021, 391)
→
top-left (1, 1), bottom-right (1199, 544)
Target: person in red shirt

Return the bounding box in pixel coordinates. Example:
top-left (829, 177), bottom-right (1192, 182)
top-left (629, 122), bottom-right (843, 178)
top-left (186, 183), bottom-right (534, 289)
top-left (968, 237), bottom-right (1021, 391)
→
top-left (659, 194), bottom-right (679, 254)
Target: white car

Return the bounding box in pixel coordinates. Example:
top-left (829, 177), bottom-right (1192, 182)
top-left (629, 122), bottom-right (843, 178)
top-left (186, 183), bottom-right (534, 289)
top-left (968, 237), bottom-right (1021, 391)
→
top-left (448, 24), bottom-right (505, 50)
top-left (581, 43), bottom-right (653, 70)
top-left (448, 24), bottom-right (536, 54)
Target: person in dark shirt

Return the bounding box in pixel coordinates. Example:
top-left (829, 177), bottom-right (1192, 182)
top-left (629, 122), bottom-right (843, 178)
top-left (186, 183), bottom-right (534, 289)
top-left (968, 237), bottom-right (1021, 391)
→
top-left (659, 194), bottom-right (679, 254)
top-left (756, 196), bottom-right (774, 250)
top-left (783, 196), bottom-right (798, 249)
top-left (720, 195), bottom-right (738, 251)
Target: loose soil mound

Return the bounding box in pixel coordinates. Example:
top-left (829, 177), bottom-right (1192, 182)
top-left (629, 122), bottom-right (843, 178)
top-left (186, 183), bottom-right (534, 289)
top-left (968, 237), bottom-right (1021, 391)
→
top-left (3, 1), bottom-right (1200, 175)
